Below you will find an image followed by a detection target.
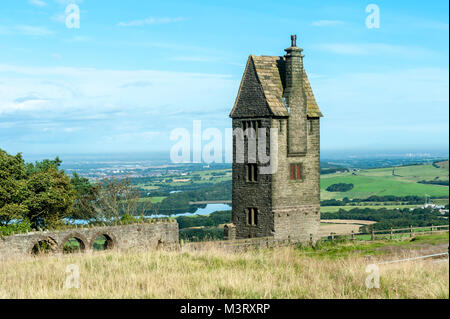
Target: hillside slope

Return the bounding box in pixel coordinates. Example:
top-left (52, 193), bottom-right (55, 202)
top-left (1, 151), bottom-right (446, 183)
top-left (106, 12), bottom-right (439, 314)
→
top-left (321, 164), bottom-right (449, 200)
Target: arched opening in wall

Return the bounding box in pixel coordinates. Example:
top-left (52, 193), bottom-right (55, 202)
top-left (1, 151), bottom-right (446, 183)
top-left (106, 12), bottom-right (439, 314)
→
top-left (31, 238), bottom-right (57, 255)
top-left (63, 237), bottom-right (86, 254)
top-left (93, 234), bottom-right (114, 251)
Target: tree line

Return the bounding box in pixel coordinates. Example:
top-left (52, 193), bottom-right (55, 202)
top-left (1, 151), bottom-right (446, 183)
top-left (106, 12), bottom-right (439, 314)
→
top-left (321, 207), bottom-right (448, 233)
top-left (0, 148), bottom-right (149, 235)
top-left (320, 195), bottom-right (433, 206)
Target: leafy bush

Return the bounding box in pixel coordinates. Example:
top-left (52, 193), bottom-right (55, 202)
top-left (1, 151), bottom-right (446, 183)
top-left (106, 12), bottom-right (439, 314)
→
top-left (326, 183), bottom-right (354, 192)
top-left (418, 180), bottom-right (449, 186)
top-left (0, 220), bottom-right (33, 236)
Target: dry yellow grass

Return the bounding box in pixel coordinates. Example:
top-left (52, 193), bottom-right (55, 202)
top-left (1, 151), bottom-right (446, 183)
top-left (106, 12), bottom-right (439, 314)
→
top-left (0, 246), bottom-right (448, 299)
top-left (319, 220), bottom-right (376, 236)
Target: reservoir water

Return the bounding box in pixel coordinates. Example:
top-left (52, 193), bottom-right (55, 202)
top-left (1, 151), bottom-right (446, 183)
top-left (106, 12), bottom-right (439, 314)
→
top-left (67, 203), bottom-right (232, 224)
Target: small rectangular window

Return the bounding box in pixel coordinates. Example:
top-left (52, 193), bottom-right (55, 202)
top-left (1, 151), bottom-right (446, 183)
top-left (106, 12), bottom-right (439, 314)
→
top-left (290, 164), bottom-right (302, 180)
top-left (247, 208), bottom-right (258, 226)
top-left (246, 164), bottom-right (258, 182)
top-left (242, 120), bottom-right (261, 139)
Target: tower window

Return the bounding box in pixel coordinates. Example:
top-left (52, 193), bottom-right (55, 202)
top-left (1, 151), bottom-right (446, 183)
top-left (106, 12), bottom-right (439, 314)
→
top-left (246, 208), bottom-right (258, 226)
top-left (242, 120), bottom-right (262, 138)
top-left (290, 163), bottom-right (302, 180)
top-left (246, 164), bottom-right (258, 182)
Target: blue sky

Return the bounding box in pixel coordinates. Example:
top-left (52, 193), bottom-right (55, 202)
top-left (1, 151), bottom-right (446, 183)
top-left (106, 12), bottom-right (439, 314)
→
top-left (0, 0), bottom-right (448, 158)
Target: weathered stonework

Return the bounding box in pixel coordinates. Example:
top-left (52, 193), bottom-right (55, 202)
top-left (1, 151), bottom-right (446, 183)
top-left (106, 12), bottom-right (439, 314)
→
top-left (0, 220), bottom-right (179, 259)
top-left (229, 36), bottom-right (323, 242)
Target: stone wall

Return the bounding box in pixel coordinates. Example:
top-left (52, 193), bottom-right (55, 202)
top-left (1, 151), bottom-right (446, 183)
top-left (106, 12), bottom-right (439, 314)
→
top-left (0, 220), bottom-right (179, 259)
top-left (232, 117), bottom-right (274, 239)
top-left (182, 236), bottom-right (305, 253)
top-left (273, 205), bottom-right (320, 242)
top-left (271, 117), bottom-right (321, 241)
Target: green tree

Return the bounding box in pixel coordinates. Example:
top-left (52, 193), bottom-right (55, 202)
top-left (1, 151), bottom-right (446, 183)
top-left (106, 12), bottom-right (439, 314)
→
top-left (0, 149), bottom-right (30, 225)
top-left (70, 172), bottom-right (98, 220)
top-left (25, 157), bottom-right (62, 175)
top-left (75, 177), bottom-right (151, 223)
top-left (25, 166), bottom-right (76, 229)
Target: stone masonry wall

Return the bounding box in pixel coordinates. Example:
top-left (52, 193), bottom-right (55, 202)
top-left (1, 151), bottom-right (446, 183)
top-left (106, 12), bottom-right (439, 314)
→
top-left (271, 117), bottom-right (321, 241)
top-left (0, 220), bottom-right (179, 259)
top-left (232, 117), bottom-right (274, 239)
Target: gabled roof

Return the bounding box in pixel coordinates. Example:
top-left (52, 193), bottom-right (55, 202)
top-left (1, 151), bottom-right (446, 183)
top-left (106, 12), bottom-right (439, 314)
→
top-left (230, 55), bottom-right (323, 118)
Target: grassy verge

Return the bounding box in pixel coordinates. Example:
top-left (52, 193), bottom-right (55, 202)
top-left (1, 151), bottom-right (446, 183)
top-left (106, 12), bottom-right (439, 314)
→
top-left (299, 232), bottom-right (449, 259)
top-left (0, 233), bottom-right (447, 299)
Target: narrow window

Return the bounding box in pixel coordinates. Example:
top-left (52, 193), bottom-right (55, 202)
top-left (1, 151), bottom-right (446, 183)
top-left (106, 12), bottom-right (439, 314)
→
top-left (256, 120), bottom-right (262, 138)
top-left (247, 208), bottom-right (258, 226)
top-left (309, 120), bottom-right (313, 134)
top-left (252, 208), bottom-right (258, 225)
top-left (290, 164), bottom-right (303, 180)
top-left (246, 164), bottom-right (258, 182)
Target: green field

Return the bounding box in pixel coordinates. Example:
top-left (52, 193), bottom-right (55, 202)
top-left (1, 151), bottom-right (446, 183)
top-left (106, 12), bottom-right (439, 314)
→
top-left (320, 164), bottom-right (449, 200)
top-left (136, 169), bottom-right (232, 189)
top-left (138, 196), bottom-right (167, 204)
top-left (320, 204), bottom-right (419, 213)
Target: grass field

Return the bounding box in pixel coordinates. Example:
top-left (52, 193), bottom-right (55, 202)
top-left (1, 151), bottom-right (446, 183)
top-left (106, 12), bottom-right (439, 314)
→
top-left (136, 169), bottom-right (232, 189)
top-left (320, 204), bottom-right (419, 213)
top-left (0, 233), bottom-right (447, 299)
top-left (138, 196), bottom-right (167, 204)
top-left (321, 164), bottom-right (449, 200)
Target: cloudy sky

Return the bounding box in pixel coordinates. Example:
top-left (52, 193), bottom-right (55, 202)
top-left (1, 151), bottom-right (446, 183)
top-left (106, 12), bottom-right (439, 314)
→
top-left (0, 0), bottom-right (448, 158)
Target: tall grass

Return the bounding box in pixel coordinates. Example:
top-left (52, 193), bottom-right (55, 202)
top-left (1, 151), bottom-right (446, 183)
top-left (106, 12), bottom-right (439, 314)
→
top-left (0, 246), bottom-right (448, 299)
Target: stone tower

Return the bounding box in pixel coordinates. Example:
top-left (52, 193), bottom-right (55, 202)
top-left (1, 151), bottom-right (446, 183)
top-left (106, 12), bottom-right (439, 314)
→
top-left (226, 35), bottom-right (323, 242)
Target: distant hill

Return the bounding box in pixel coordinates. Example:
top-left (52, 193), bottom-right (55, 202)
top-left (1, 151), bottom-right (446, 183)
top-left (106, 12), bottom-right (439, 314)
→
top-left (433, 160), bottom-right (449, 170)
top-left (320, 162), bottom-right (349, 175)
top-left (321, 163), bottom-right (449, 200)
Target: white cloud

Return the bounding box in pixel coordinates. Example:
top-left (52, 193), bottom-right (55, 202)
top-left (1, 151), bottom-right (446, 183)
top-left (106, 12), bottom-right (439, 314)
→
top-left (54, 0), bottom-right (83, 4)
top-left (51, 13), bottom-right (66, 24)
top-left (313, 43), bottom-right (438, 57)
top-left (0, 25), bottom-right (53, 36)
top-left (311, 68), bottom-right (449, 149)
top-left (313, 67), bottom-right (449, 121)
top-left (169, 56), bottom-right (218, 62)
top-left (29, 0), bottom-right (46, 7)
top-left (312, 20), bottom-right (344, 27)
top-left (118, 17), bottom-right (186, 27)
top-left (0, 64), bottom-right (238, 153)
top-left (0, 64), bottom-right (236, 117)
top-left (50, 53), bottom-right (62, 60)
top-left (64, 35), bottom-right (90, 43)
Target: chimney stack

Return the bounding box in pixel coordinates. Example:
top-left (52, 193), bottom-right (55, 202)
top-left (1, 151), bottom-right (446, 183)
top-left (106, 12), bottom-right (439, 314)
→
top-left (283, 35), bottom-right (307, 156)
top-left (291, 34), bottom-right (297, 47)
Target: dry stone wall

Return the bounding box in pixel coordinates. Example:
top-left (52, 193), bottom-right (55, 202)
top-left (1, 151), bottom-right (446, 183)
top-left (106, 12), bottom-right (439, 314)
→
top-left (0, 220), bottom-right (178, 259)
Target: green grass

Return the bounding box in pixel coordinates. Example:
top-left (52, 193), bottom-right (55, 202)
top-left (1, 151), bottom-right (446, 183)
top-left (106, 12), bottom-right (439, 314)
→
top-left (138, 196), bottom-right (167, 204)
top-left (320, 204), bottom-right (418, 213)
top-left (138, 185), bottom-right (160, 190)
top-left (136, 169), bottom-right (232, 188)
top-left (299, 232), bottom-right (449, 259)
top-left (320, 164), bottom-right (449, 200)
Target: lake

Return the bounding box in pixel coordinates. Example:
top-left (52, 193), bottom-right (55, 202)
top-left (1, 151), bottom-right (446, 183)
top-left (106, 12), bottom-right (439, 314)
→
top-left (67, 203), bottom-right (232, 224)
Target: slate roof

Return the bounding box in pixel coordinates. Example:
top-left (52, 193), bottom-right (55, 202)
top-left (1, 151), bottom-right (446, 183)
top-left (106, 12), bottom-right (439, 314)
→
top-left (230, 55), bottom-right (323, 118)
